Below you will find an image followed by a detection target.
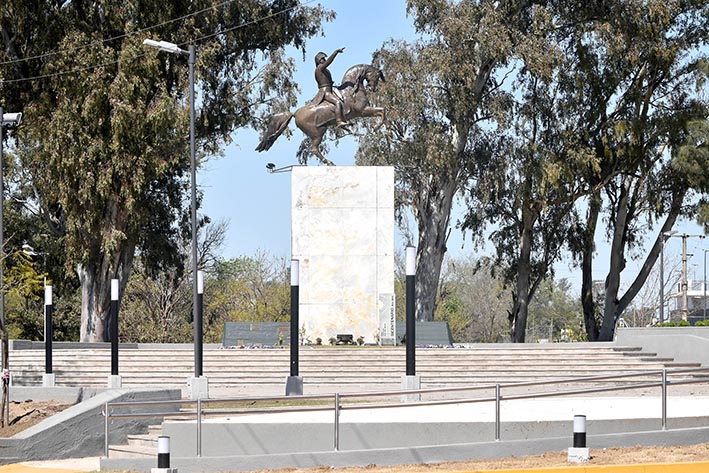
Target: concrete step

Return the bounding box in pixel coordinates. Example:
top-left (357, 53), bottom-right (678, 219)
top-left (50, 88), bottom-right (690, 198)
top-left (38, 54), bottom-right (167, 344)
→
top-left (108, 443), bottom-right (155, 459)
top-left (126, 433), bottom-right (158, 449)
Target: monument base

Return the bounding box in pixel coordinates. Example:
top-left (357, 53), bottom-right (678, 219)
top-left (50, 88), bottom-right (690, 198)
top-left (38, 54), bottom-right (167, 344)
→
top-left (42, 373), bottom-right (56, 387)
top-left (401, 374), bottom-right (421, 402)
top-left (107, 374), bottom-right (122, 389)
top-left (188, 376), bottom-right (209, 400)
top-left (567, 447), bottom-right (590, 463)
top-left (285, 376), bottom-right (303, 396)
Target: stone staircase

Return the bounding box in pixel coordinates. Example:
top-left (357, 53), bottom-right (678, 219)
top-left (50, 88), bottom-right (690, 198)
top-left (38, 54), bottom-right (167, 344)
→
top-left (108, 425), bottom-right (161, 459)
top-left (22, 343), bottom-right (691, 460)
top-left (9, 343), bottom-right (702, 394)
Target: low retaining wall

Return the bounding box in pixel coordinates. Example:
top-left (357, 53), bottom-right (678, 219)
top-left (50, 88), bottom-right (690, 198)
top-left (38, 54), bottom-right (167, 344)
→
top-left (616, 327), bottom-right (709, 365)
top-left (101, 425), bottom-right (709, 473)
top-left (0, 388), bottom-right (180, 465)
top-left (161, 416), bottom-right (709, 456)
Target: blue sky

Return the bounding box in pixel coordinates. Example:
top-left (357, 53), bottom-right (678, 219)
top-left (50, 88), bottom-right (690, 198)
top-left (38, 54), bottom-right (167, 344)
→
top-left (200, 0), bottom-right (707, 294)
top-left (200, 0), bottom-right (415, 257)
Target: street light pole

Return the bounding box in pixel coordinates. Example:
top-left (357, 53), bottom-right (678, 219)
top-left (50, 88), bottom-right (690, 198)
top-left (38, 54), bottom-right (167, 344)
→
top-left (660, 231), bottom-right (677, 323)
top-left (144, 39), bottom-right (205, 397)
top-left (0, 107), bottom-right (22, 426)
top-left (702, 249), bottom-right (709, 320)
top-left (663, 232), bottom-right (705, 321)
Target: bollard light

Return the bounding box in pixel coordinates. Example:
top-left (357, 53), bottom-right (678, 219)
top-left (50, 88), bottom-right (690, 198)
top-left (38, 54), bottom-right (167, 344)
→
top-left (567, 414), bottom-right (590, 463)
top-left (405, 246), bottom-right (416, 375)
top-left (150, 435), bottom-right (177, 472)
top-left (44, 286), bottom-right (53, 375)
top-left (110, 279), bottom-right (119, 376)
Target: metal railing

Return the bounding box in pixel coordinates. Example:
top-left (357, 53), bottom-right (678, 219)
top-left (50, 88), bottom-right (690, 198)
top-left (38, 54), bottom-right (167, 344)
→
top-left (103, 367), bottom-right (709, 457)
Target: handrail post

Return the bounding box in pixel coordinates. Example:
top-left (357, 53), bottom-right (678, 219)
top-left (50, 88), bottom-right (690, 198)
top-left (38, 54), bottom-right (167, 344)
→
top-left (104, 402), bottom-right (109, 457)
top-left (495, 384), bottom-right (501, 441)
top-left (197, 399), bottom-right (202, 457)
top-left (334, 393), bottom-right (340, 451)
top-left (661, 369), bottom-right (667, 430)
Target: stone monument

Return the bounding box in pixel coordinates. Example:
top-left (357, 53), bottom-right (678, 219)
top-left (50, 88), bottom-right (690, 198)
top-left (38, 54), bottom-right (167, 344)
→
top-left (291, 166), bottom-right (395, 345)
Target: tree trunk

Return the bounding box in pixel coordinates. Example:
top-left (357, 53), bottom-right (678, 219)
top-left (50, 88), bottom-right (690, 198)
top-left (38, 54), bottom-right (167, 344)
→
top-left (510, 203), bottom-right (537, 342)
top-left (599, 178), bottom-right (631, 341)
top-left (581, 193), bottom-right (601, 341)
top-left (599, 187), bottom-right (685, 341)
top-left (78, 238), bottom-right (136, 342)
top-left (414, 173), bottom-right (458, 322)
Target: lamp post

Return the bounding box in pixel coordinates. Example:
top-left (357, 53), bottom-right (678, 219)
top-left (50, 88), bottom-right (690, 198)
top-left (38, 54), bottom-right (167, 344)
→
top-left (663, 232), bottom-right (706, 321)
top-left (1, 108), bottom-right (22, 423)
top-left (702, 249), bottom-right (709, 320)
top-left (660, 231), bottom-right (677, 323)
top-left (143, 39), bottom-right (205, 397)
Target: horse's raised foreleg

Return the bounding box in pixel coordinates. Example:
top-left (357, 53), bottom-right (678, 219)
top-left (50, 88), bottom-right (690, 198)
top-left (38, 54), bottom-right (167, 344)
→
top-left (310, 133), bottom-right (334, 166)
top-left (360, 106), bottom-right (386, 130)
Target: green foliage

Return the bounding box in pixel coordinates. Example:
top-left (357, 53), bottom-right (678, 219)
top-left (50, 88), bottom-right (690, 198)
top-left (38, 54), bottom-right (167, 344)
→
top-left (0, 0), bottom-right (332, 340)
top-left (694, 320), bottom-right (709, 327)
top-left (119, 243), bottom-right (290, 344)
top-left (434, 256), bottom-right (510, 343)
top-left (527, 279), bottom-right (583, 343)
top-left (658, 320), bottom-right (692, 327)
top-left (203, 253), bottom-right (290, 342)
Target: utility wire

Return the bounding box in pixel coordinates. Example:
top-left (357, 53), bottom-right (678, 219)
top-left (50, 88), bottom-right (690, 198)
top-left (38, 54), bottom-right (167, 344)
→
top-left (0, 0), bottom-right (238, 66)
top-left (0, 0), bottom-right (318, 84)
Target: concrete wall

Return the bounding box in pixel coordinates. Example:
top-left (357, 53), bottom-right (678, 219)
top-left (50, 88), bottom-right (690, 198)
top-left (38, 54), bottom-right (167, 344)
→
top-left (0, 388), bottom-right (180, 464)
top-left (616, 327), bottom-right (709, 365)
top-left (102, 425), bottom-right (709, 473)
top-left (292, 166), bottom-right (395, 345)
top-left (161, 416), bottom-right (709, 457)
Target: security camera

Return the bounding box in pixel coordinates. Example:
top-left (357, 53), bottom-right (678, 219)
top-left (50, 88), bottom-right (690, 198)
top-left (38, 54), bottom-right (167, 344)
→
top-left (1, 112), bottom-right (22, 127)
top-left (266, 163), bottom-right (276, 172)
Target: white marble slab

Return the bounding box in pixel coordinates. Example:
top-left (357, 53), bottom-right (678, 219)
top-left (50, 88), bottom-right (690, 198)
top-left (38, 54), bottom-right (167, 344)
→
top-left (292, 166), bottom-right (394, 344)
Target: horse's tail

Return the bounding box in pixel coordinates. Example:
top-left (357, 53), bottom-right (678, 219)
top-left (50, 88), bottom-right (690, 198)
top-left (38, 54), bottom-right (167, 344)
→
top-left (255, 111), bottom-right (293, 152)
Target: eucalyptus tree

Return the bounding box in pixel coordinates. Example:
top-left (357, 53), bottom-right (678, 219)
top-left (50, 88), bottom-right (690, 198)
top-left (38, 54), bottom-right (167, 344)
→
top-left (556, 0), bottom-right (709, 340)
top-left (467, 64), bottom-right (590, 342)
top-left (0, 0), bottom-right (331, 341)
top-left (356, 0), bottom-right (546, 322)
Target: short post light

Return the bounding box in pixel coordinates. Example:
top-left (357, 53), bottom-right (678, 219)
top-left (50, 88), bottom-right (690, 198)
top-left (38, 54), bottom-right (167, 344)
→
top-left (401, 246), bottom-right (420, 401)
top-left (151, 435), bottom-right (177, 473)
top-left (108, 279), bottom-right (121, 388)
top-left (43, 286), bottom-right (55, 387)
top-left (567, 414), bottom-right (590, 463)
top-left (196, 270), bottom-right (204, 376)
top-left (286, 259), bottom-right (302, 396)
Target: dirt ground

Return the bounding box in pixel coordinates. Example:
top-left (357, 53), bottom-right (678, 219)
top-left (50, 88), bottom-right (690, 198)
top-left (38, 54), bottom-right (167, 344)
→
top-left (0, 400), bottom-right (71, 438)
top-left (242, 444), bottom-right (709, 472)
top-left (96, 444), bottom-right (709, 473)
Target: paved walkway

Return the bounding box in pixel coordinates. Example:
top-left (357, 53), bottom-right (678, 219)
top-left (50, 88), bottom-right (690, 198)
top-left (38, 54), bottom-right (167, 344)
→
top-left (0, 456), bottom-right (99, 472)
top-left (10, 390), bottom-right (709, 472)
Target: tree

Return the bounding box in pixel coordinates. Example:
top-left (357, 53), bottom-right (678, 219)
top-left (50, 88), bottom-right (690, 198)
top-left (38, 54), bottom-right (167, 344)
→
top-left (435, 256), bottom-right (509, 343)
top-left (356, 0), bottom-right (544, 322)
top-left (527, 278), bottom-right (581, 342)
top-left (557, 1), bottom-right (709, 340)
top-left (468, 70), bottom-right (587, 342)
top-left (203, 252), bottom-right (290, 342)
top-left (1, 1), bottom-right (332, 341)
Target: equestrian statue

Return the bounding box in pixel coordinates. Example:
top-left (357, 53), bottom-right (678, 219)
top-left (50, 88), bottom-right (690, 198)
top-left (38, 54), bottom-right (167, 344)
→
top-left (255, 48), bottom-right (386, 164)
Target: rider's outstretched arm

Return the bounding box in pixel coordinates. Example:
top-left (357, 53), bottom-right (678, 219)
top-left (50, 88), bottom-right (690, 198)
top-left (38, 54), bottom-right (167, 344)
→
top-left (323, 47), bottom-right (345, 68)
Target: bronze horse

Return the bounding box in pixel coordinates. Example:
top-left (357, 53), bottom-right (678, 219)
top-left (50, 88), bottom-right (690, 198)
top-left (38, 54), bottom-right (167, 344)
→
top-left (255, 64), bottom-right (385, 164)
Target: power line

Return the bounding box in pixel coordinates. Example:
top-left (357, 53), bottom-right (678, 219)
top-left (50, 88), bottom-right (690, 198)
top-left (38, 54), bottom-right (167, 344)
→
top-left (0, 0), bottom-right (239, 67)
top-left (0, 0), bottom-right (318, 84)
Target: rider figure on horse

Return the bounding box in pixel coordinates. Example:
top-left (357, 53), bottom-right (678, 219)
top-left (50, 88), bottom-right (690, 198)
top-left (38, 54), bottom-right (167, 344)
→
top-left (314, 48), bottom-right (348, 127)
